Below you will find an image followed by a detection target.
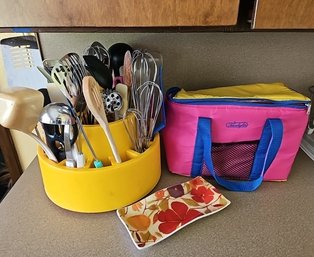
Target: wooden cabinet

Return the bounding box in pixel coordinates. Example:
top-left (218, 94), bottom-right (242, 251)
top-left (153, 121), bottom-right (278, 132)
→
top-left (252, 0), bottom-right (314, 29)
top-left (0, 0), bottom-right (240, 28)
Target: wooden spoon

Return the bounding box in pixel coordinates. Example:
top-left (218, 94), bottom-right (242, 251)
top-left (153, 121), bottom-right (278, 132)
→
top-left (82, 76), bottom-right (122, 164)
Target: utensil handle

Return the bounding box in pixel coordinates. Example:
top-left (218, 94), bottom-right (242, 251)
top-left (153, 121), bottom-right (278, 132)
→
top-left (27, 132), bottom-right (58, 162)
top-left (64, 124), bottom-right (76, 168)
top-left (75, 115), bottom-right (99, 160)
top-left (98, 118), bottom-right (122, 163)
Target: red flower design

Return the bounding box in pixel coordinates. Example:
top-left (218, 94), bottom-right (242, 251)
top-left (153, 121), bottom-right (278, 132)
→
top-left (189, 177), bottom-right (204, 188)
top-left (191, 186), bottom-right (214, 204)
top-left (157, 201), bottom-right (202, 234)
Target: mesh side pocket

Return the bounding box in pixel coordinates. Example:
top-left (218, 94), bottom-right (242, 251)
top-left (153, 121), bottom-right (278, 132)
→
top-left (202, 141), bottom-right (259, 180)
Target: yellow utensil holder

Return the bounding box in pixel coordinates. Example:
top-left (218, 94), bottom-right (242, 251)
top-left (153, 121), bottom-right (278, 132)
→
top-left (37, 119), bottom-right (161, 213)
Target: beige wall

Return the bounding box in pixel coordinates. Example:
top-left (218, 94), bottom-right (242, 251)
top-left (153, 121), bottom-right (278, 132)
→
top-left (2, 32), bottom-right (314, 170)
top-left (40, 32), bottom-right (314, 96)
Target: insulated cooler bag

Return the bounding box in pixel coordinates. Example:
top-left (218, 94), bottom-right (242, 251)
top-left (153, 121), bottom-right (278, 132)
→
top-left (163, 83), bottom-right (310, 191)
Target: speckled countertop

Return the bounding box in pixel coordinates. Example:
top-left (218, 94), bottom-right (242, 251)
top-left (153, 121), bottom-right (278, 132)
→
top-left (0, 150), bottom-right (313, 257)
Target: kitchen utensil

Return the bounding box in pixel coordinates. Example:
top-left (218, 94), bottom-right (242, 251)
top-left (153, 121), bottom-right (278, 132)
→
top-left (59, 53), bottom-right (86, 103)
top-left (46, 83), bottom-right (68, 104)
top-left (83, 76), bottom-right (122, 163)
top-left (83, 55), bottom-right (113, 89)
top-left (51, 62), bottom-right (103, 168)
top-left (123, 108), bottom-right (145, 153)
top-left (43, 59), bottom-right (58, 74)
top-left (123, 82), bottom-right (163, 153)
top-left (51, 62), bottom-right (76, 104)
top-left (115, 83), bottom-right (129, 117)
top-left (51, 59), bottom-right (87, 121)
top-left (137, 81), bottom-right (163, 147)
top-left (131, 49), bottom-right (165, 135)
top-left (63, 124), bottom-right (76, 167)
top-left (60, 53), bottom-right (89, 120)
top-left (38, 88), bottom-right (52, 107)
top-left (37, 66), bottom-right (54, 83)
top-left (0, 87), bottom-right (57, 162)
top-left (40, 103), bottom-right (79, 166)
top-left (83, 41), bottom-right (110, 68)
top-left (60, 53), bottom-right (87, 84)
top-left (122, 50), bottom-right (132, 88)
top-left (131, 49), bottom-right (158, 109)
top-left (103, 89), bottom-right (122, 121)
top-left (108, 43), bottom-right (133, 77)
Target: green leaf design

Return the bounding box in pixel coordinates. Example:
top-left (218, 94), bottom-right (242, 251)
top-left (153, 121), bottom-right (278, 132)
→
top-left (140, 231), bottom-right (151, 242)
top-left (148, 204), bottom-right (158, 211)
top-left (182, 198), bottom-right (200, 206)
top-left (118, 208), bottom-right (126, 217)
top-left (185, 183), bottom-right (191, 193)
top-left (159, 198), bottom-right (169, 211)
top-left (155, 232), bottom-right (163, 238)
top-left (217, 197), bottom-right (228, 206)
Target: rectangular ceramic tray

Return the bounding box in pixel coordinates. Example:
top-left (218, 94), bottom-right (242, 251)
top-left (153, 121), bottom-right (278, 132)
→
top-left (117, 176), bottom-right (230, 249)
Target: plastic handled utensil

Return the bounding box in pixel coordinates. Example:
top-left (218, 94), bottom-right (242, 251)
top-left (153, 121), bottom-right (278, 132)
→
top-left (122, 51), bottom-right (132, 88)
top-left (115, 83), bottom-right (129, 117)
top-left (108, 43), bottom-right (133, 77)
top-left (83, 55), bottom-right (113, 90)
top-left (83, 76), bottom-right (122, 164)
top-left (0, 87), bottom-right (58, 162)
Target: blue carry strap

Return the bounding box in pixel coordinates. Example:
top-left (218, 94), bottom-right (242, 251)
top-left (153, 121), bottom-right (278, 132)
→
top-left (193, 117), bottom-right (283, 191)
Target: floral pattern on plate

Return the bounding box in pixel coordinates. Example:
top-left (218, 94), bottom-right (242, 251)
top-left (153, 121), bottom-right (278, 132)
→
top-left (116, 176), bottom-right (231, 249)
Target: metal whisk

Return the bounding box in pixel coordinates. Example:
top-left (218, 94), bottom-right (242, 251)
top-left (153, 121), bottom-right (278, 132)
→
top-left (131, 49), bottom-right (158, 109)
top-left (123, 81), bottom-right (163, 152)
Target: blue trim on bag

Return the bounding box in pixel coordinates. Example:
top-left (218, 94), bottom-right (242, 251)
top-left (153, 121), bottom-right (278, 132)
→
top-left (171, 98), bottom-right (308, 109)
top-left (249, 119), bottom-right (283, 180)
top-left (191, 119), bottom-right (206, 177)
top-left (166, 88), bottom-right (309, 109)
top-left (153, 64), bottom-right (166, 134)
top-left (192, 117), bottom-right (283, 191)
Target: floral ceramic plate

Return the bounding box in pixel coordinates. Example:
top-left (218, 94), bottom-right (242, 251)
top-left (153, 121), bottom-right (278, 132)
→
top-left (116, 176), bottom-right (231, 249)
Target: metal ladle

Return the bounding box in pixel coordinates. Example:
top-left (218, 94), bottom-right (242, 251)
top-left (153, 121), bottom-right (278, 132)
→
top-left (40, 103), bottom-right (79, 168)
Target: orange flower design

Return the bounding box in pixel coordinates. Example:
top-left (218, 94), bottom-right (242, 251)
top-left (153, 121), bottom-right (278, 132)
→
top-left (131, 201), bottom-right (144, 211)
top-left (154, 190), bottom-right (165, 200)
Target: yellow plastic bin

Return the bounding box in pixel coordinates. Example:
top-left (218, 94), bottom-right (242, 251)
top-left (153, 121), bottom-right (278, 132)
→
top-left (37, 119), bottom-right (161, 213)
